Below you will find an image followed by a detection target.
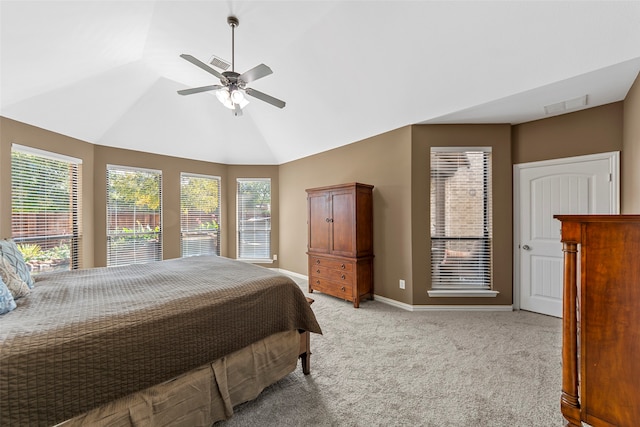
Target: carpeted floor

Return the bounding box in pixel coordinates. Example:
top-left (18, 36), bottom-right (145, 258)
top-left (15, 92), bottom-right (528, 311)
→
top-left (217, 279), bottom-right (563, 426)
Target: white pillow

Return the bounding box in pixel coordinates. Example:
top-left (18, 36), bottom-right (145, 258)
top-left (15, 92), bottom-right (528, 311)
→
top-left (0, 277), bottom-right (17, 314)
top-left (0, 239), bottom-right (34, 288)
top-left (0, 255), bottom-right (31, 299)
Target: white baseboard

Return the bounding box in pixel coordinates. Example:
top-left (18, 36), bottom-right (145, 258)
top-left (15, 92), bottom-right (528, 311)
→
top-left (272, 270), bottom-right (513, 312)
top-left (374, 294), bottom-right (513, 312)
top-left (273, 268), bottom-right (308, 280)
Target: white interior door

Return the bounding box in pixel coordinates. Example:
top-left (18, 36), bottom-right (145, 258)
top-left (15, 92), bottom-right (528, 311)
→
top-left (515, 152), bottom-right (619, 317)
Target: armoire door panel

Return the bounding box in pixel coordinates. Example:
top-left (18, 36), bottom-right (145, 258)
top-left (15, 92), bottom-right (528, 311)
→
top-left (308, 193), bottom-right (330, 253)
top-left (330, 191), bottom-right (355, 256)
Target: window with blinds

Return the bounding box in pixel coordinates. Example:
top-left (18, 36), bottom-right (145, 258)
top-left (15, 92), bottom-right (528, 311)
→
top-left (180, 173), bottom-right (221, 257)
top-left (430, 147), bottom-right (492, 289)
top-left (237, 178), bottom-right (271, 261)
top-left (11, 145), bottom-right (82, 273)
top-left (106, 165), bottom-right (162, 266)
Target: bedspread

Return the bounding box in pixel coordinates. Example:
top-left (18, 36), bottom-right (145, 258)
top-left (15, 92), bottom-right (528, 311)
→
top-left (0, 256), bottom-right (321, 426)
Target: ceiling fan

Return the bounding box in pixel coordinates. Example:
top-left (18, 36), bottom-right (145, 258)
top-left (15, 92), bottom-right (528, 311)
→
top-left (177, 16), bottom-right (285, 117)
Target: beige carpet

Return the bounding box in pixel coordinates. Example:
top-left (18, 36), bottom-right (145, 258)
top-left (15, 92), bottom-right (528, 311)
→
top-left (218, 280), bottom-right (563, 426)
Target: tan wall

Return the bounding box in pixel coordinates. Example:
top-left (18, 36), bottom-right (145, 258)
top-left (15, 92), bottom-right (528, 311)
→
top-left (278, 127), bottom-right (413, 304)
top-left (1, 118), bottom-right (278, 269)
top-left (622, 73), bottom-right (640, 213)
top-left (92, 145), bottom-right (228, 266)
top-left (0, 117), bottom-right (96, 267)
top-left (3, 89), bottom-right (632, 307)
top-left (226, 165), bottom-right (280, 268)
top-left (411, 125), bottom-right (513, 305)
top-left (512, 102), bottom-right (623, 164)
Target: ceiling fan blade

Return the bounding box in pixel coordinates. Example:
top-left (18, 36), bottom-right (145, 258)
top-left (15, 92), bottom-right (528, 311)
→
top-left (180, 54), bottom-right (224, 80)
top-left (239, 64), bottom-right (273, 84)
top-left (177, 84), bottom-right (224, 96)
top-left (245, 88), bottom-right (286, 109)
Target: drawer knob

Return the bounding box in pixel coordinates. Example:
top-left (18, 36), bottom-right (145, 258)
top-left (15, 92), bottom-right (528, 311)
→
top-left (341, 286), bottom-right (346, 292)
top-left (316, 280), bottom-right (320, 285)
top-left (316, 259), bottom-right (320, 265)
top-left (341, 264), bottom-right (346, 269)
top-left (341, 274), bottom-right (346, 280)
top-left (316, 269), bottom-right (320, 274)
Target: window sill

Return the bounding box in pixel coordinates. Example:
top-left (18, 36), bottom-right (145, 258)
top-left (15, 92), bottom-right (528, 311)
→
top-left (428, 289), bottom-right (499, 298)
top-left (239, 258), bottom-right (274, 264)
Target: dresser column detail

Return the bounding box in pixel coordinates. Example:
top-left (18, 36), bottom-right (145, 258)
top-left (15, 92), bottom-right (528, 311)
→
top-left (560, 240), bottom-right (580, 427)
top-left (556, 215), bottom-right (640, 427)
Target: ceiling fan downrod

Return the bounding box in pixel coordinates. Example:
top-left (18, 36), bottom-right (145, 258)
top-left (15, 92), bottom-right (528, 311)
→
top-left (228, 16), bottom-right (239, 73)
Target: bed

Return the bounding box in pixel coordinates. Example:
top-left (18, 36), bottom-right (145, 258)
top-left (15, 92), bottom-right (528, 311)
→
top-left (0, 255), bottom-right (322, 426)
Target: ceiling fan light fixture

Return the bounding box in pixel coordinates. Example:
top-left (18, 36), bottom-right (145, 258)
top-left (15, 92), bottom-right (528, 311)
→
top-left (215, 88), bottom-right (233, 109)
top-left (230, 88), bottom-right (246, 105)
top-left (215, 87), bottom-right (248, 110)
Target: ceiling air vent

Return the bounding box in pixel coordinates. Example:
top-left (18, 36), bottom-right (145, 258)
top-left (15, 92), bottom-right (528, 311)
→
top-left (544, 95), bottom-right (588, 115)
top-left (209, 55), bottom-right (231, 71)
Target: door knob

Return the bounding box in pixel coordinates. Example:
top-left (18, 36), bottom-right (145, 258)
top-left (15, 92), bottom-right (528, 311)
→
top-left (522, 244), bottom-right (531, 250)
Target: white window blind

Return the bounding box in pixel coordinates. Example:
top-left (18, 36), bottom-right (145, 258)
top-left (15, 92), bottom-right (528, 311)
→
top-left (106, 165), bottom-right (162, 266)
top-left (11, 145), bottom-right (82, 273)
top-left (430, 148), bottom-right (492, 290)
top-left (237, 178), bottom-right (271, 261)
top-left (180, 173), bottom-right (221, 257)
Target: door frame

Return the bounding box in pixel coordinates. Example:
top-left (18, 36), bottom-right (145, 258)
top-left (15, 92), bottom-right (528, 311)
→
top-left (512, 151), bottom-right (620, 311)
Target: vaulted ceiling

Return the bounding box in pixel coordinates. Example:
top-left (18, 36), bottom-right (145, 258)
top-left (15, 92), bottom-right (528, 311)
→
top-left (2, 1), bottom-right (639, 165)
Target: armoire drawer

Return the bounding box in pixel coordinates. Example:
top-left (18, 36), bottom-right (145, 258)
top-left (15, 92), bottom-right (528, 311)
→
top-left (309, 277), bottom-right (353, 299)
top-left (310, 267), bottom-right (354, 284)
top-left (309, 256), bottom-right (354, 272)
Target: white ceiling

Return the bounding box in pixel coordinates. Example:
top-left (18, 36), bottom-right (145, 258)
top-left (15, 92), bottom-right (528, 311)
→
top-left (1, 1), bottom-right (640, 165)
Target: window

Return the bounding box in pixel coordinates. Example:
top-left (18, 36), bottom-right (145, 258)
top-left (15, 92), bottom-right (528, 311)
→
top-left (237, 178), bottom-right (271, 261)
top-left (430, 147), bottom-right (492, 290)
top-left (180, 173), bottom-right (221, 257)
top-left (106, 165), bottom-right (162, 266)
top-left (11, 145), bottom-right (82, 273)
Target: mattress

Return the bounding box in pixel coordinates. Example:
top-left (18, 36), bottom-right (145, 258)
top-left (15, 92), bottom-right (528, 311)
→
top-left (0, 256), bottom-right (321, 426)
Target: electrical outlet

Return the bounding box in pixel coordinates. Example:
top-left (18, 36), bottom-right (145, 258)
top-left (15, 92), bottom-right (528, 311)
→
top-left (273, 254), bottom-right (277, 261)
top-left (399, 279), bottom-right (405, 289)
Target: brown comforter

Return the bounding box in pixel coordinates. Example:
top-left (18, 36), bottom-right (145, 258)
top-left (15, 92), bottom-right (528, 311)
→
top-left (0, 256), bottom-right (321, 426)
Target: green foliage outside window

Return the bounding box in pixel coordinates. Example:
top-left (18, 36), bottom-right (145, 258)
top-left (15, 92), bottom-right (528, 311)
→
top-left (11, 151), bottom-right (72, 213)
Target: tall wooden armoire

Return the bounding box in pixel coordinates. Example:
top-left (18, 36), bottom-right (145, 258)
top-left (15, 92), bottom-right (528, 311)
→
top-left (555, 215), bottom-right (640, 427)
top-left (306, 183), bottom-right (374, 308)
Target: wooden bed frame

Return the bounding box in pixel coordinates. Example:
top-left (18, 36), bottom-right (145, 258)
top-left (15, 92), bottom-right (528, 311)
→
top-left (299, 296), bottom-right (315, 374)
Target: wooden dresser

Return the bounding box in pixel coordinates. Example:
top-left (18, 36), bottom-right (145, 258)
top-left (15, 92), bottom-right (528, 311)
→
top-left (555, 215), bottom-right (640, 427)
top-left (306, 183), bottom-right (373, 308)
